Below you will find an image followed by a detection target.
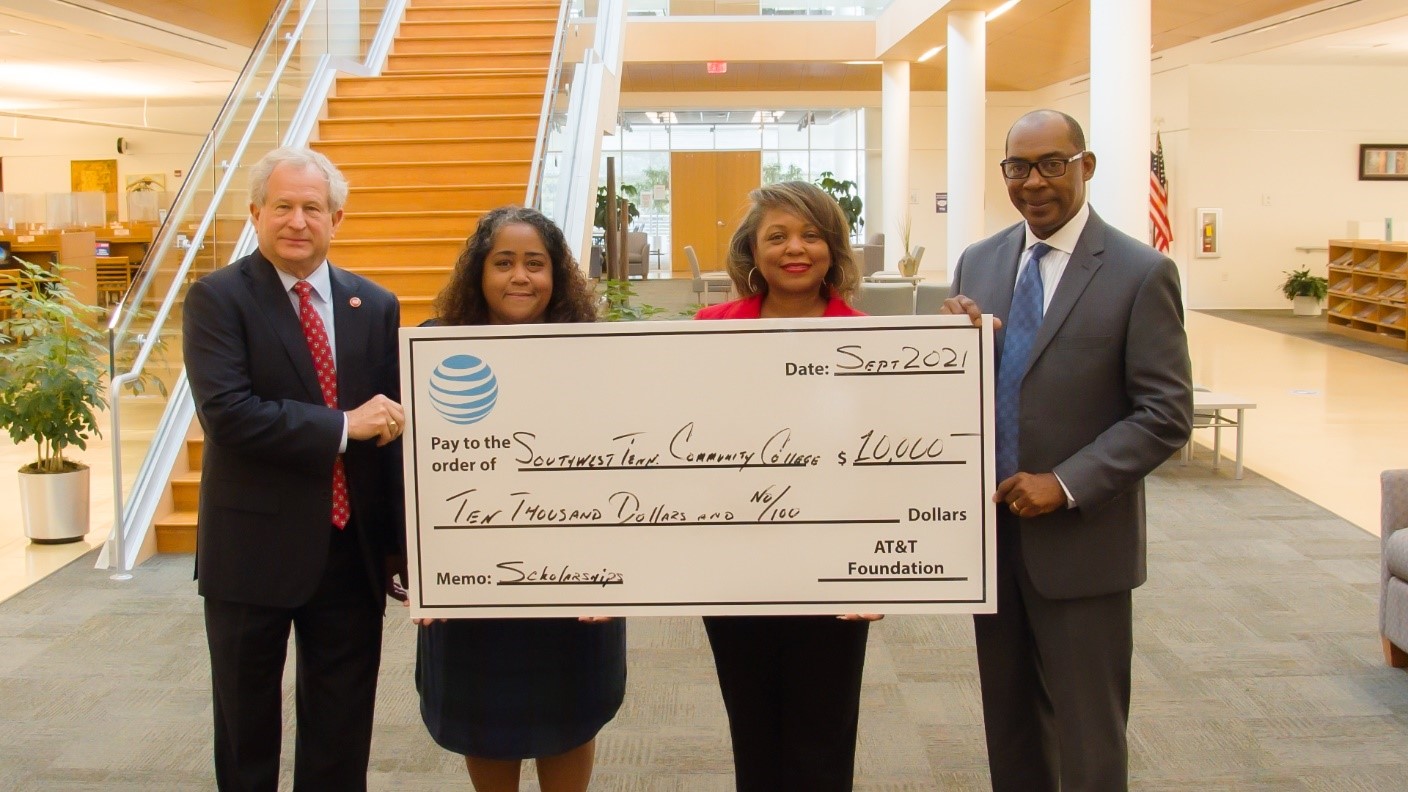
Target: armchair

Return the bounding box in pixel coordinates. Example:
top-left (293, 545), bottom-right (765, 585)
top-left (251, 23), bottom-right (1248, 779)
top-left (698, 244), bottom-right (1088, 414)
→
top-left (1381, 469), bottom-right (1408, 666)
top-left (625, 231), bottom-right (649, 279)
top-left (859, 232), bottom-right (884, 277)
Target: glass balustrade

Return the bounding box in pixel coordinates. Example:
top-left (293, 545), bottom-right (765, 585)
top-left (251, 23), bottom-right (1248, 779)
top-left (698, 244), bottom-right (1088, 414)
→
top-left (104, 0), bottom-right (411, 566)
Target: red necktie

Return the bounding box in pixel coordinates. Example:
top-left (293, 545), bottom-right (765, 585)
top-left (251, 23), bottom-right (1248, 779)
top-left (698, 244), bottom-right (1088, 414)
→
top-left (294, 281), bottom-right (350, 529)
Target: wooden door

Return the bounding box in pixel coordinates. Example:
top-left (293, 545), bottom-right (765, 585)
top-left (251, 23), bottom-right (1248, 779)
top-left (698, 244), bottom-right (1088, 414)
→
top-left (670, 150), bottom-right (760, 275)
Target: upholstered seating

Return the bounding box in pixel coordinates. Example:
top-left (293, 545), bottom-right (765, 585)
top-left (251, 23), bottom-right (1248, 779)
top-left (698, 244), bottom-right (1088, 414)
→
top-left (1381, 469), bottom-right (1408, 667)
top-left (625, 231), bottom-right (649, 278)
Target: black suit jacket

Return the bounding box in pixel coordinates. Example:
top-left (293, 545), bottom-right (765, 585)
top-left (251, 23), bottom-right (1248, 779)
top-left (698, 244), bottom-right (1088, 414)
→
top-left (953, 210), bottom-right (1193, 599)
top-left (183, 250), bottom-right (403, 608)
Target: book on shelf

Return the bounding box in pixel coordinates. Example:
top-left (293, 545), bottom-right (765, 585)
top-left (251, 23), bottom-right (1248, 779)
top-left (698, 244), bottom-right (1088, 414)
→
top-left (1330, 251), bottom-right (1354, 267)
top-left (1356, 252), bottom-right (1381, 270)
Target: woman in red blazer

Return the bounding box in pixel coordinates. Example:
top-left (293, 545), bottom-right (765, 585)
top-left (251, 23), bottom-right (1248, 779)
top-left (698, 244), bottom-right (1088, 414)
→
top-left (696, 181), bottom-right (879, 791)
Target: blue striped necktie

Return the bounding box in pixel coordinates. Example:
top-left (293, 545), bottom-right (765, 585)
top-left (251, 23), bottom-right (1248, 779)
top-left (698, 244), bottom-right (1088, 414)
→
top-left (995, 242), bottom-right (1051, 482)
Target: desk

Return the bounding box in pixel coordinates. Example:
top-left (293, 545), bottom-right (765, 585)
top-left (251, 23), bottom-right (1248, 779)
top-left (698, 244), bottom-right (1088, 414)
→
top-left (1182, 391), bottom-right (1256, 479)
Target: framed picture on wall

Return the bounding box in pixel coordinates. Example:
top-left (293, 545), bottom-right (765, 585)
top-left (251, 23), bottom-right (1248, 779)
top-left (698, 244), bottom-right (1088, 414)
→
top-left (1359, 144), bottom-right (1408, 181)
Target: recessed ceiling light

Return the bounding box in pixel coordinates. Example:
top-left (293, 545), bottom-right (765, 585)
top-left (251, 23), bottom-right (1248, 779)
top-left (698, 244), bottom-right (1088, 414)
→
top-left (918, 46), bottom-right (944, 63)
top-left (842, 60), bottom-right (882, 65)
top-left (986, 0), bottom-right (1021, 22)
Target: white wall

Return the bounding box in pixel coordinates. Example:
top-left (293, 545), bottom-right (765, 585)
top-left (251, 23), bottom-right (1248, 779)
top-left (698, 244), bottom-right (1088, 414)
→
top-left (1174, 64), bottom-right (1408, 308)
top-left (0, 106), bottom-right (214, 224)
top-left (624, 61), bottom-right (1408, 304)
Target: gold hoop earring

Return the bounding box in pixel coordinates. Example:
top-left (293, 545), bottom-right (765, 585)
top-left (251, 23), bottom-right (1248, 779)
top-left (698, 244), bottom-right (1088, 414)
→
top-left (748, 267), bottom-right (763, 294)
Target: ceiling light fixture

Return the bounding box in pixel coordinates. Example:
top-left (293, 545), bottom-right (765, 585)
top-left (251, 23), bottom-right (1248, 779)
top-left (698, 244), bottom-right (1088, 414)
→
top-left (986, 0), bottom-right (1021, 22)
top-left (918, 46), bottom-right (944, 63)
top-left (842, 60), bottom-right (882, 65)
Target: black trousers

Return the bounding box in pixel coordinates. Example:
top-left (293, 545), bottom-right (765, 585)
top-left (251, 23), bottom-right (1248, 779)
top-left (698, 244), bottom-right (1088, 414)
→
top-left (204, 523), bottom-right (384, 792)
top-left (703, 615), bottom-right (870, 792)
top-left (972, 513), bottom-right (1133, 792)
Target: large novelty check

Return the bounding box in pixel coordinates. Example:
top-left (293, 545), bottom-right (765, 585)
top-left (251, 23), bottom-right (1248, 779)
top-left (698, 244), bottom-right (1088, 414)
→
top-left (401, 315), bottom-right (996, 618)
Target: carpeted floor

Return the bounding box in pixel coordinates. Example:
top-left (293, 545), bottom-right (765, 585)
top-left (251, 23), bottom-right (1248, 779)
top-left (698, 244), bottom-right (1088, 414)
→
top-left (2, 459), bottom-right (1405, 790)
top-left (1196, 309), bottom-right (1408, 366)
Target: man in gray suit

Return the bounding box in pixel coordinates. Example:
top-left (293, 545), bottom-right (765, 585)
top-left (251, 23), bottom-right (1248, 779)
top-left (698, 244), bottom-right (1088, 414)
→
top-left (944, 110), bottom-right (1193, 791)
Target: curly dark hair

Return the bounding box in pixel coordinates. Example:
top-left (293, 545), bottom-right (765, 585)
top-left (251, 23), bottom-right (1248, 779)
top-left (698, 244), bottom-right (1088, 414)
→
top-left (433, 206), bottom-right (598, 325)
top-left (725, 181), bottom-right (859, 302)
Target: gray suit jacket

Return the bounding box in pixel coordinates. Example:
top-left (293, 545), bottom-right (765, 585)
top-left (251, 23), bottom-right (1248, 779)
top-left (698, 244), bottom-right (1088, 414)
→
top-left (953, 209), bottom-right (1192, 600)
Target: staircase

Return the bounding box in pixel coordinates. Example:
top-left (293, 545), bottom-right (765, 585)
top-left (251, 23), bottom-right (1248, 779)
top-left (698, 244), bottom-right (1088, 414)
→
top-left (319, 0), bottom-right (557, 326)
top-left (151, 0), bottom-right (560, 552)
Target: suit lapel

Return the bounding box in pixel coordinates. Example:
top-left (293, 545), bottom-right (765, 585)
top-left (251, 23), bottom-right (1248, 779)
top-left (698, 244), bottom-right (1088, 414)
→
top-left (330, 265), bottom-right (367, 404)
top-left (1028, 211), bottom-right (1107, 366)
top-left (244, 253), bottom-right (324, 402)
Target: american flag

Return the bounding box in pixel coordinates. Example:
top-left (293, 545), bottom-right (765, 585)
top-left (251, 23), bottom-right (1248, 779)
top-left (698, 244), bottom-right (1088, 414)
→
top-left (1149, 132), bottom-right (1172, 254)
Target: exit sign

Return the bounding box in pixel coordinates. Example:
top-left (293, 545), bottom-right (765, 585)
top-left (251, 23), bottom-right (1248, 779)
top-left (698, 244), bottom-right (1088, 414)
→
top-left (706, 61), bottom-right (727, 74)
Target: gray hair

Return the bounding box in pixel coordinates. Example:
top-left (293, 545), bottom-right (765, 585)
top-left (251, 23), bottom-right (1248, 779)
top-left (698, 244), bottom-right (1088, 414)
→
top-left (248, 147), bottom-right (349, 212)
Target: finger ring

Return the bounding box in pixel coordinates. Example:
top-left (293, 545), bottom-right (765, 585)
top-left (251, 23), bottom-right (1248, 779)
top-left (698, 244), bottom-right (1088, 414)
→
top-left (389, 421), bottom-right (398, 431)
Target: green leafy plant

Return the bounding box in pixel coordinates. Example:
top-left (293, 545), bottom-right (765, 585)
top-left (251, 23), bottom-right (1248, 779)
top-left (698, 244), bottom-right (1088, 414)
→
top-left (814, 171), bottom-right (863, 238)
top-left (594, 184), bottom-right (640, 231)
top-left (1280, 268), bottom-right (1328, 301)
top-left (0, 257), bottom-right (107, 473)
top-left (764, 161), bottom-right (805, 185)
top-left (599, 278), bottom-right (666, 322)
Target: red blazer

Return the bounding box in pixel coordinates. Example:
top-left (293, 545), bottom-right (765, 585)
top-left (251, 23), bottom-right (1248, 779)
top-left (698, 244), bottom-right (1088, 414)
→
top-left (694, 292), bottom-right (863, 319)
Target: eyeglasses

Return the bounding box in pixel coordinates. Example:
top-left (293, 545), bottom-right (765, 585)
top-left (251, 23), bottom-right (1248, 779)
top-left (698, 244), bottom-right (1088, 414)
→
top-left (999, 152), bottom-right (1087, 180)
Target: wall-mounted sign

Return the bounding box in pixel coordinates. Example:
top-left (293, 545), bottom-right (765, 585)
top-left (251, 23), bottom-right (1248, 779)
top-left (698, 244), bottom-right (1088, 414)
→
top-left (936, 192), bottom-right (949, 214)
top-left (706, 61), bottom-right (727, 74)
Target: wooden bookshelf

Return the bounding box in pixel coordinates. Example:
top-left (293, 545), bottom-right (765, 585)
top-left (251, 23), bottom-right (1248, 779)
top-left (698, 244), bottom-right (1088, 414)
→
top-left (1326, 239), bottom-right (1408, 350)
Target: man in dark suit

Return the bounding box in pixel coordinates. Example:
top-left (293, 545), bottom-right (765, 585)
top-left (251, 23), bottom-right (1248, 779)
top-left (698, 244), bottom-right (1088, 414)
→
top-left (183, 146), bottom-right (406, 791)
top-left (944, 110), bottom-right (1193, 791)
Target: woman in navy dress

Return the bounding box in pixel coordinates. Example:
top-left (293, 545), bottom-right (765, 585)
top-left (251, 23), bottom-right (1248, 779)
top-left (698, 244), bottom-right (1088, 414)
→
top-left (416, 206), bottom-right (625, 792)
top-left (695, 181), bottom-right (882, 791)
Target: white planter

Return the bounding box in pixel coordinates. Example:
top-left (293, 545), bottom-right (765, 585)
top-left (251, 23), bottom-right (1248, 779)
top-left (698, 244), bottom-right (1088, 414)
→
top-left (18, 464), bottom-right (90, 544)
top-left (1292, 295), bottom-right (1322, 316)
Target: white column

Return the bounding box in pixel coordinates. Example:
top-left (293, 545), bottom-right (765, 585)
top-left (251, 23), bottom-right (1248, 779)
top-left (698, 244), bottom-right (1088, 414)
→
top-left (946, 9), bottom-right (985, 278)
top-left (1089, 0), bottom-right (1150, 239)
top-left (881, 60), bottom-right (910, 271)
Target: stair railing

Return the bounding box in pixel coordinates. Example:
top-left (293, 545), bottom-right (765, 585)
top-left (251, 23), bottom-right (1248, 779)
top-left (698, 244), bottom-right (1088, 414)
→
top-left (102, 0), bottom-right (409, 574)
top-left (529, 0), bottom-right (626, 260)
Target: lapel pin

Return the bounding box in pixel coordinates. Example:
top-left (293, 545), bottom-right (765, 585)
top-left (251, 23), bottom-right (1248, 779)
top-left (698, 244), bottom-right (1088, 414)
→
top-left (349, 296), bottom-right (362, 308)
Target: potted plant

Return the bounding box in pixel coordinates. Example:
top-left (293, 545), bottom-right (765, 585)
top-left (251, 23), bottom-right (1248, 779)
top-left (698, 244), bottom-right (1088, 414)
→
top-left (814, 171), bottom-right (863, 240)
top-left (1280, 267), bottom-right (1328, 316)
top-left (0, 257), bottom-right (107, 543)
top-left (896, 213), bottom-right (924, 277)
top-left (594, 184), bottom-right (639, 234)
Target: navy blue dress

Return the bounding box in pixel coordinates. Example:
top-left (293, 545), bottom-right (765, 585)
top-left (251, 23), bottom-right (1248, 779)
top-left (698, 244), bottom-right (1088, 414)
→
top-left (416, 617), bottom-right (627, 759)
